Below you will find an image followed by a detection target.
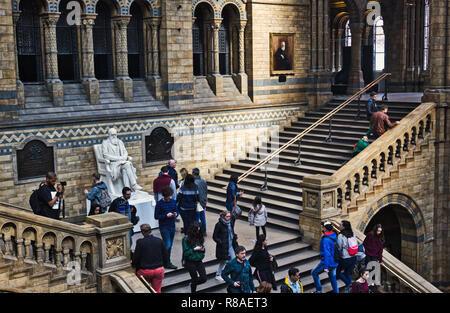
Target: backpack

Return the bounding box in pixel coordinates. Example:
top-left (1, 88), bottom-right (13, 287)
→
top-left (98, 188), bottom-right (112, 209)
top-left (324, 236), bottom-right (340, 263)
top-left (347, 236), bottom-right (359, 256)
top-left (29, 189), bottom-right (41, 215)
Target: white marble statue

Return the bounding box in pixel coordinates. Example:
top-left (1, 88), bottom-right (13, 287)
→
top-left (101, 128), bottom-right (142, 193)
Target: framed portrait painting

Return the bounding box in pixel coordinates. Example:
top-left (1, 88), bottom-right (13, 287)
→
top-left (270, 33), bottom-right (295, 75)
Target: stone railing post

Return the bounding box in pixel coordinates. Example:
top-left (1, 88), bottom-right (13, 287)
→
top-left (232, 19), bottom-right (247, 95)
top-left (85, 212), bottom-right (133, 293)
top-left (81, 14), bottom-right (100, 105)
top-left (112, 15), bottom-right (133, 102)
top-left (299, 175), bottom-right (340, 250)
top-left (41, 12), bottom-right (64, 106)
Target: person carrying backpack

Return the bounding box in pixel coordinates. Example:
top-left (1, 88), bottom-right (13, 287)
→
top-left (84, 173), bottom-right (111, 213)
top-left (337, 220), bottom-right (358, 293)
top-left (311, 221), bottom-right (339, 293)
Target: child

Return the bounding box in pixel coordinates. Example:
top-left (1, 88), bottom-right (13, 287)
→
top-left (248, 196), bottom-right (268, 239)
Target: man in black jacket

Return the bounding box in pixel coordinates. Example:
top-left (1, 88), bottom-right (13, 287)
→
top-left (132, 224), bottom-right (168, 293)
top-left (37, 172), bottom-right (64, 220)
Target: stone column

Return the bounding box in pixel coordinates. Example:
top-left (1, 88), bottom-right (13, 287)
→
top-left (307, 0), bottom-right (333, 110)
top-left (41, 12), bottom-right (64, 106)
top-left (406, 2), bottom-right (417, 92)
top-left (112, 15), bottom-right (133, 102)
top-left (299, 175), bottom-right (340, 250)
top-left (232, 19), bottom-right (247, 95)
top-left (347, 21), bottom-right (365, 94)
top-left (144, 16), bottom-right (162, 100)
top-left (206, 19), bottom-right (223, 96)
top-left (336, 28), bottom-right (344, 72)
top-left (12, 11), bottom-right (24, 108)
top-left (80, 14), bottom-right (99, 105)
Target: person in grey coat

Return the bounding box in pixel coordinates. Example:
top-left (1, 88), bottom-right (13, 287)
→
top-left (248, 196), bottom-right (268, 240)
top-left (193, 168), bottom-right (208, 236)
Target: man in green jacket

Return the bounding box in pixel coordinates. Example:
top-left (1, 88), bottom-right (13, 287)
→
top-left (222, 246), bottom-right (256, 293)
top-left (352, 136), bottom-right (370, 157)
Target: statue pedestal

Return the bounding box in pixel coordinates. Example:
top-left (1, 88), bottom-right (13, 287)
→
top-left (86, 190), bottom-right (158, 231)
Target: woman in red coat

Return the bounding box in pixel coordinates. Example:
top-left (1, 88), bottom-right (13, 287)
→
top-left (363, 224), bottom-right (385, 265)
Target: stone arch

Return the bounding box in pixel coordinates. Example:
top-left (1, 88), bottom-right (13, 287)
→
top-left (61, 236), bottom-right (75, 250)
top-left (192, 0), bottom-right (220, 18)
top-left (22, 227), bottom-right (37, 242)
top-left (359, 192), bottom-right (427, 273)
top-left (41, 232), bottom-right (57, 249)
top-left (218, 0), bottom-right (246, 20)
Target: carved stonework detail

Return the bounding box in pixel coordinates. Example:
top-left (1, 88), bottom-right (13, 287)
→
top-left (105, 237), bottom-right (124, 260)
top-left (322, 192), bottom-right (333, 208)
top-left (307, 192), bottom-right (319, 209)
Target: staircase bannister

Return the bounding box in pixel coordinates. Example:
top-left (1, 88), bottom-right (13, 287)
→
top-left (329, 220), bottom-right (442, 293)
top-left (234, 73), bottom-right (392, 186)
top-left (330, 102), bottom-right (436, 215)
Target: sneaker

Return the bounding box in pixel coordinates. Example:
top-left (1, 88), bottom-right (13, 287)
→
top-left (215, 275), bottom-right (224, 282)
top-left (165, 263), bottom-right (178, 270)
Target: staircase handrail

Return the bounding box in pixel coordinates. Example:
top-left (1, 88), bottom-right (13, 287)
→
top-left (329, 220), bottom-right (442, 293)
top-left (235, 73), bottom-right (391, 184)
top-left (330, 102), bottom-right (435, 213)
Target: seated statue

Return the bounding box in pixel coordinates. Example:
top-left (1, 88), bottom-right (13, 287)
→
top-left (100, 128), bottom-right (142, 194)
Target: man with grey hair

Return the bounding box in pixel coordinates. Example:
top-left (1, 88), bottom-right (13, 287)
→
top-left (132, 223), bottom-right (168, 293)
top-left (102, 128), bottom-right (142, 192)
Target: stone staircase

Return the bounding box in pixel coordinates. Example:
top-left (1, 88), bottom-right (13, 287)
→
top-left (163, 97), bottom-right (420, 293)
top-left (18, 80), bottom-right (166, 122)
top-left (194, 76), bottom-right (253, 107)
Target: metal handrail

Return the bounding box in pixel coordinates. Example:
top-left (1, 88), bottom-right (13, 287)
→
top-left (236, 73), bottom-right (391, 185)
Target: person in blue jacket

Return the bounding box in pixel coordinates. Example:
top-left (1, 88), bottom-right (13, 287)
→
top-left (311, 221), bottom-right (339, 293)
top-left (225, 174), bottom-right (244, 230)
top-left (84, 173), bottom-right (109, 213)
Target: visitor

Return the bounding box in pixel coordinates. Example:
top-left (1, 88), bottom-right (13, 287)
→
top-left (88, 204), bottom-right (102, 216)
top-left (248, 196), bottom-right (268, 239)
top-left (192, 168), bottom-right (208, 236)
top-left (177, 174), bottom-right (199, 235)
top-left (280, 267), bottom-right (303, 293)
top-left (108, 187), bottom-right (139, 247)
top-left (363, 224), bottom-right (384, 266)
top-left (84, 173), bottom-right (110, 213)
top-left (336, 220), bottom-right (358, 293)
top-left (370, 105), bottom-right (400, 139)
top-left (352, 136), bottom-right (370, 157)
top-left (225, 174), bottom-right (244, 229)
top-left (256, 281), bottom-right (272, 293)
top-left (248, 234), bottom-right (277, 290)
top-left (364, 91), bottom-right (378, 137)
top-left (132, 223), bottom-right (168, 293)
top-left (311, 221), bottom-right (339, 293)
top-left (352, 268), bottom-right (370, 293)
top-left (182, 222), bottom-right (207, 293)
top-left (154, 186), bottom-right (178, 270)
top-left (213, 210), bottom-right (238, 281)
top-left (36, 172), bottom-right (64, 220)
top-left (179, 168), bottom-right (188, 187)
top-left (153, 166), bottom-right (176, 202)
top-left (168, 159), bottom-right (179, 189)
top-left (221, 246), bottom-right (256, 293)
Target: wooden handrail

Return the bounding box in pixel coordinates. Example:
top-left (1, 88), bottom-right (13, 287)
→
top-left (139, 275), bottom-right (157, 293)
top-left (236, 73), bottom-right (391, 184)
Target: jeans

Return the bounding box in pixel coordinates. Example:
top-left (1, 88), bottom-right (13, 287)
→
top-left (216, 244), bottom-right (236, 276)
top-left (185, 260), bottom-right (207, 293)
top-left (311, 263), bottom-right (339, 293)
top-left (159, 225), bottom-right (175, 265)
top-left (255, 226), bottom-right (266, 239)
top-left (180, 209), bottom-right (196, 234)
top-left (195, 207), bottom-right (207, 234)
top-left (337, 256), bottom-right (357, 287)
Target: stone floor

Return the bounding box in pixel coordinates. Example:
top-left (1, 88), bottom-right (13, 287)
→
top-left (131, 209), bottom-right (298, 269)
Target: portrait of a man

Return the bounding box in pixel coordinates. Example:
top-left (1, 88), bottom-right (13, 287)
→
top-left (270, 33), bottom-right (295, 75)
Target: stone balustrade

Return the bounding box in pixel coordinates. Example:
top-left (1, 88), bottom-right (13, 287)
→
top-left (0, 202), bottom-right (134, 292)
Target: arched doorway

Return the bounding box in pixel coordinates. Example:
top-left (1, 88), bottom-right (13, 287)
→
top-left (127, 2), bottom-right (145, 79)
top-left (192, 3), bottom-right (214, 76)
top-left (220, 4), bottom-right (240, 76)
top-left (16, 0), bottom-right (43, 82)
top-left (93, 0), bottom-right (114, 79)
top-left (57, 0), bottom-right (81, 81)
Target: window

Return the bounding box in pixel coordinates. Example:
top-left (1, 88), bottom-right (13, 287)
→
top-left (424, 0), bottom-right (430, 70)
top-left (373, 16), bottom-right (385, 71)
top-left (344, 20), bottom-right (351, 47)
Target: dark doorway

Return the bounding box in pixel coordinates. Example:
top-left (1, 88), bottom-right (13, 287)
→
top-left (218, 21), bottom-right (230, 75)
top-left (127, 3), bottom-right (145, 78)
top-left (365, 206), bottom-right (402, 260)
top-left (93, 0), bottom-right (113, 79)
top-left (57, 0), bottom-right (80, 81)
top-left (16, 0), bottom-right (43, 82)
top-left (192, 17), bottom-right (205, 76)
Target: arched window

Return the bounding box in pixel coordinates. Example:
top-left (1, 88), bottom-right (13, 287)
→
top-left (344, 20), bottom-right (351, 47)
top-left (424, 0), bottom-right (430, 71)
top-left (373, 16), bottom-right (385, 71)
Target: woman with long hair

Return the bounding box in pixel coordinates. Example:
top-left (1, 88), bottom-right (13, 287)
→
top-left (182, 221), bottom-right (207, 293)
top-left (352, 268), bottom-right (370, 293)
top-left (363, 223), bottom-right (385, 266)
top-left (336, 220), bottom-right (358, 293)
top-left (177, 174), bottom-right (199, 234)
top-left (248, 196), bottom-right (268, 239)
top-left (248, 234), bottom-right (277, 290)
top-left (179, 168), bottom-right (188, 187)
top-left (213, 210), bottom-right (238, 281)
